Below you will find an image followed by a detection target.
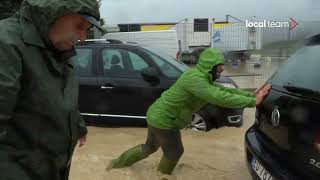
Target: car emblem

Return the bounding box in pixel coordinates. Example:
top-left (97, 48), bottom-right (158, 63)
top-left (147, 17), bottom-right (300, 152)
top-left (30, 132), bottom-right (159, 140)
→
top-left (271, 107), bottom-right (280, 127)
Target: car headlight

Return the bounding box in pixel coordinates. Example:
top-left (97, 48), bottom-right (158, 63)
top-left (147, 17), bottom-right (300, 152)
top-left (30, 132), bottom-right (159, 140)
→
top-left (217, 82), bottom-right (236, 88)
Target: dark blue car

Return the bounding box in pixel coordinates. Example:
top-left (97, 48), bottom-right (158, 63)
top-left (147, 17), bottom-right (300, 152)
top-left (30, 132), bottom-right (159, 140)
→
top-left (245, 34), bottom-right (320, 180)
top-left (73, 39), bottom-right (244, 131)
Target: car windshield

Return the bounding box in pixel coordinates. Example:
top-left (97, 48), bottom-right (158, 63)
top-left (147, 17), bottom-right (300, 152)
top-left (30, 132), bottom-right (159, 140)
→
top-left (270, 45), bottom-right (320, 93)
top-left (142, 46), bottom-right (189, 72)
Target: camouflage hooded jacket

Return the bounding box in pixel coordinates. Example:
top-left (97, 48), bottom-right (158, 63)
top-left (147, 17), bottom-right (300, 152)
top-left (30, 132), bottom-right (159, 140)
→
top-left (0, 0), bottom-right (100, 179)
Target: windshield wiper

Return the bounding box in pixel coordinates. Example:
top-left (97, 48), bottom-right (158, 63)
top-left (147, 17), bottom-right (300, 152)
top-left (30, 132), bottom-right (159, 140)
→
top-left (283, 85), bottom-right (320, 98)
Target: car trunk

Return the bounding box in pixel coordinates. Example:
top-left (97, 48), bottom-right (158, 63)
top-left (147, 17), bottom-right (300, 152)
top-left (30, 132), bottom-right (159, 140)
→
top-left (255, 87), bottom-right (320, 177)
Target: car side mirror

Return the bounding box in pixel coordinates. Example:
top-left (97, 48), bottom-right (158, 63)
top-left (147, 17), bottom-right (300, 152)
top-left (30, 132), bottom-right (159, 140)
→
top-left (141, 67), bottom-right (160, 85)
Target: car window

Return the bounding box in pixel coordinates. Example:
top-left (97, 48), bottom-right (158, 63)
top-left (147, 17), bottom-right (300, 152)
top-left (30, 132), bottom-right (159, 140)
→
top-left (143, 46), bottom-right (189, 72)
top-left (270, 45), bottom-right (320, 91)
top-left (102, 49), bottom-right (124, 70)
top-left (72, 48), bottom-right (93, 76)
top-left (146, 51), bottom-right (182, 78)
top-left (128, 51), bottom-right (149, 71)
top-left (102, 48), bottom-right (150, 78)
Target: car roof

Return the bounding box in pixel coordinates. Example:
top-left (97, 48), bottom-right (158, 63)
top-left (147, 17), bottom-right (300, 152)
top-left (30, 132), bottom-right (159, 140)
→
top-left (75, 39), bottom-right (141, 48)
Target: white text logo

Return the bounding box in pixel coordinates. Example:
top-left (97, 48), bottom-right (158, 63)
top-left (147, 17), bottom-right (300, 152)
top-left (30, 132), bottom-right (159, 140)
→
top-left (246, 20), bottom-right (290, 28)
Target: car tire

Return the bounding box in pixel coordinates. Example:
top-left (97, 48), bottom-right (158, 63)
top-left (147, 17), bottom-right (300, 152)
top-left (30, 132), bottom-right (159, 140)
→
top-left (189, 111), bottom-right (212, 132)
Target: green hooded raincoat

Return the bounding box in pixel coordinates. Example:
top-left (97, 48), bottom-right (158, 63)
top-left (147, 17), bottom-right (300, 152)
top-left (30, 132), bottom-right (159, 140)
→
top-left (147, 48), bottom-right (256, 130)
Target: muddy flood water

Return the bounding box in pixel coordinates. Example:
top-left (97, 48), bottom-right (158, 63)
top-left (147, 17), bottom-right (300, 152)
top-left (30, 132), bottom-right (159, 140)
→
top-left (70, 108), bottom-right (256, 180)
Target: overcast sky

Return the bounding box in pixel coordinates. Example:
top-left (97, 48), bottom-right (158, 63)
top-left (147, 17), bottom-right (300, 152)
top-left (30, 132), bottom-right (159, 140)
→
top-left (100, 0), bottom-right (320, 25)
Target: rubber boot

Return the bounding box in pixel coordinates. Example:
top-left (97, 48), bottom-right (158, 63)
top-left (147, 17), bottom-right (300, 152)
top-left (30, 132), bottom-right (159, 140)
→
top-left (157, 155), bottom-right (178, 175)
top-left (108, 144), bottom-right (146, 169)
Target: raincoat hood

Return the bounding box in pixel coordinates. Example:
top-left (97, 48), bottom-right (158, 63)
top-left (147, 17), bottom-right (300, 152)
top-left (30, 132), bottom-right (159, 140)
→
top-left (19, 0), bottom-right (100, 47)
top-left (196, 48), bottom-right (225, 75)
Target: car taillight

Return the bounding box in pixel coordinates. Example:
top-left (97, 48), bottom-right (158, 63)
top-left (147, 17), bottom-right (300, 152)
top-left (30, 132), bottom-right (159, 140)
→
top-left (314, 130), bottom-right (320, 152)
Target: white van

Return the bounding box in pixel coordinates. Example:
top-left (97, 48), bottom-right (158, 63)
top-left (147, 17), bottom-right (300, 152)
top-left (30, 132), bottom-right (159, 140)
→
top-left (101, 30), bottom-right (179, 58)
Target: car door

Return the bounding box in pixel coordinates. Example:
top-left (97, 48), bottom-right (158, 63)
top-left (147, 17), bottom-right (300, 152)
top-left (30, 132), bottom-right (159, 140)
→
top-left (72, 46), bottom-right (100, 115)
top-left (95, 46), bottom-right (168, 121)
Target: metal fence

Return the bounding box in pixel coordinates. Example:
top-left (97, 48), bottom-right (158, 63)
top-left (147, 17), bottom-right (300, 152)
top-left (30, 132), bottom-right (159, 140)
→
top-left (173, 21), bottom-right (318, 89)
top-left (110, 21), bottom-right (320, 51)
top-left (105, 21), bottom-right (320, 89)
top-left (223, 57), bottom-right (288, 89)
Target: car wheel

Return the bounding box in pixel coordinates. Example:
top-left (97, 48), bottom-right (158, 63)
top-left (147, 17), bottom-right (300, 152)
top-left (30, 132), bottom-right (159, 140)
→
top-left (189, 112), bottom-right (211, 131)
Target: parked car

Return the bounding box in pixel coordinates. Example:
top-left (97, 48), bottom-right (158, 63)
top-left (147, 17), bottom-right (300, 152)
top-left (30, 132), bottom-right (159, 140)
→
top-left (245, 34), bottom-right (320, 180)
top-left (72, 39), bottom-right (244, 131)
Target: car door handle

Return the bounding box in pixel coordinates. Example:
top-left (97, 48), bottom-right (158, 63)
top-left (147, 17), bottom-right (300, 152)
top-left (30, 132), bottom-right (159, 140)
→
top-left (101, 86), bottom-right (114, 89)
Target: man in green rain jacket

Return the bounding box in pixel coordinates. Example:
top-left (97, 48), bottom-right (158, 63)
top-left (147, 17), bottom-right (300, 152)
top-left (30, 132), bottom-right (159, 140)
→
top-left (0, 0), bottom-right (100, 179)
top-left (108, 48), bottom-right (271, 176)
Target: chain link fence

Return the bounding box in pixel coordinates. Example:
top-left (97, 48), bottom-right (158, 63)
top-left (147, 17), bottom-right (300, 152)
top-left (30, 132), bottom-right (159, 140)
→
top-left (223, 57), bottom-right (288, 89)
top-left (105, 21), bottom-right (320, 89)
